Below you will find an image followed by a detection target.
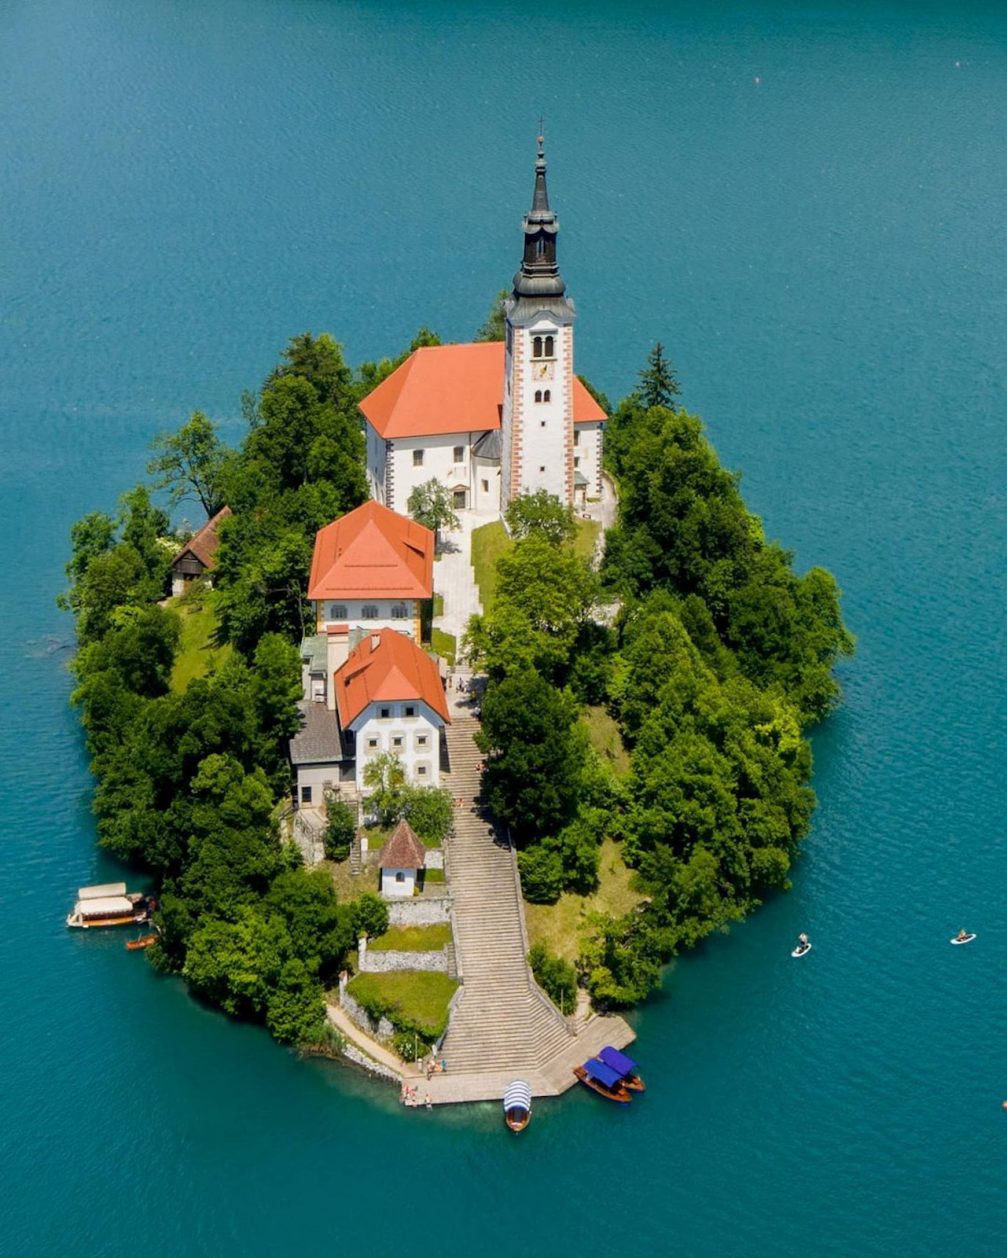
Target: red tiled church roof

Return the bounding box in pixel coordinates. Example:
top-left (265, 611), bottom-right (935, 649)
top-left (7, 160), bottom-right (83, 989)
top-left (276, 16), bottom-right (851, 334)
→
top-left (334, 629), bottom-right (451, 727)
top-left (358, 342), bottom-right (606, 439)
top-left (308, 501), bottom-right (434, 602)
top-left (379, 819), bottom-right (426, 870)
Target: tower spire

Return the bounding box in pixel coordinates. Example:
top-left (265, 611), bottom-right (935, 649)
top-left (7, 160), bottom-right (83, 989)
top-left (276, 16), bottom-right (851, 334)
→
top-left (513, 130), bottom-right (567, 302)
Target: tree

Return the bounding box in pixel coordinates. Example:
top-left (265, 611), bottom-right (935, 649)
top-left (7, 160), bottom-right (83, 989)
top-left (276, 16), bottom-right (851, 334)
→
top-left (637, 342), bottom-right (681, 410)
top-left (528, 942), bottom-right (577, 1013)
top-left (323, 796), bottom-right (357, 861)
top-left (267, 332), bottom-right (353, 409)
top-left (402, 786), bottom-right (454, 846)
top-left (363, 752), bottom-right (408, 827)
top-left (352, 892), bottom-right (389, 939)
top-left (504, 490), bottom-right (576, 546)
top-left (517, 844), bottom-right (564, 903)
top-left (407, 479), bottom-right (460, 547)
top-left (266, 958), bottom-right (325, 1044)
top-left (147, 411), bottom-right (227, 516)
top-left (477, 671), bottom-right (587, 843)
top-left (475, 288), bottom-right (508, 341)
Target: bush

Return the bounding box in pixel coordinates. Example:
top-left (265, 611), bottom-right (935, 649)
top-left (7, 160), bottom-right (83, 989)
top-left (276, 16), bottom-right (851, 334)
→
top-left (529, 942), bottom-right (578, 1015)
top-left (518, 844), bottom-right (564, 904)
top-left (324, 795), bottom-right (356, 861)
top-left (352, 892), bottom-right (389, 940)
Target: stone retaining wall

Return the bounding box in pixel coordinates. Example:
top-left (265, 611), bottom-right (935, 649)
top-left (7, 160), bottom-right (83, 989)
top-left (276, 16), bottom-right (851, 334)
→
top-left (424, 849), bottom-right (444, 870)
top-left (387, 894), bottom-right (452, 925)
top-left (359, 943), bottom-right (451, 974)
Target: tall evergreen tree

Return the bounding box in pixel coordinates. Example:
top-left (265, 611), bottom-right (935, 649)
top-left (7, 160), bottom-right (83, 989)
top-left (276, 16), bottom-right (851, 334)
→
top-left (638, 342), bottom-right (681, 410)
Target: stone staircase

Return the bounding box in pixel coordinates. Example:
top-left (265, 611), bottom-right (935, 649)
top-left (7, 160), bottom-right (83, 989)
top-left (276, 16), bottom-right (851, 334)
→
top-left (437, 717), bottom-right (633, 1092)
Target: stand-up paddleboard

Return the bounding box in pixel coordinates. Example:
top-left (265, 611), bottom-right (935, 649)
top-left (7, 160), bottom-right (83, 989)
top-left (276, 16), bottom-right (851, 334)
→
top-left (791, 943), bottom-right (812, 958)
top-left (950, 933), bottom-right (976, 946)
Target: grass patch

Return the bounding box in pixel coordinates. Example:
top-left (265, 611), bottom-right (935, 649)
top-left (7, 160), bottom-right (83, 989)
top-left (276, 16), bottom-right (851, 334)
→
top-left (323, 858), bottom-right (372, 903)
top-left (524, 838), bottom-right (645, 963)
top-left (574, 517), bottom-right (601, 561)
top-left (431, 628), bottom-right (457, 665)
top-left (346, 971), bottom-right (458, 1037)
top-left (169, 591), bottom-right (233, 693)
top-left (424, 867), bottom-right (445, 884)
top-left (433, 593), bottom-right (444, 616)
top-left (368, 924), bottom-right (452, 952)
top-left (471, 520), bottom-right (512, 612)
top-left (582, 705), bottom-right (630, 776)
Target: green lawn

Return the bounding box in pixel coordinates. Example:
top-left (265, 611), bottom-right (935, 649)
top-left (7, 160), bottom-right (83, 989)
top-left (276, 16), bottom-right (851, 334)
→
top-left (431, 628), bottom-right (457, 665)
top-left (169, 592), bottom-right (233, 693)
top-left (368, 923), bottom-right (452, 952)
top-left (574, 517), bottom-right (601, 561)
top-left (524, 838), bottom-right (646, 963)
top-left (346, 971), bottom-right (459, 1036)
top-left (470, 519), bottom-right (512, 612)
top-left (582, 705), bottom-right (630, 776)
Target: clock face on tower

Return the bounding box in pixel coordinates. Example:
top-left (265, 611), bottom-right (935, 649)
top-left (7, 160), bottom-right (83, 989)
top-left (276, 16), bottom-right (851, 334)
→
top-left (533, 362), bottom-right (554, 381)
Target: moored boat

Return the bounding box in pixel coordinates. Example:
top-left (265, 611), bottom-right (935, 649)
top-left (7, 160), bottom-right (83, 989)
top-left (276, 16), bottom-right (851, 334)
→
top-left (598, 1045), bottom-right (645, 1093)
top-left (573, 1058), bottom-right (632, 1104)
top-left (503, 1080), bottom-right (532, 1132)
top-left (126, 933), bottom-right (158, 951)
top-left (66, 883), bottom-right (154, 929)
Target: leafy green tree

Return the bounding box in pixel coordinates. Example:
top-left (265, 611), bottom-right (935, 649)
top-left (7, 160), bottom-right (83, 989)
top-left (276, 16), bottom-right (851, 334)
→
top-left (60, 511), bottom-right (116, 606)
top-left (475, 288), bottom-right (508, 341)
top-left (477, 671), bottom-right (587, 843)
top-left (352, 892), bottom-right (389, 939)
top-left (408, 327), bottom-right (442, 350)
top-left (147, 411), bottom-right (227, 516)
top-left (407, 479), bottom-right (460, 546)
top-left (267, 332), bottom-right (353, 409)
top-left (517, 844), bottom-right (565, 903)
top-left (504, 489), bottom-right (576, 546)
top-left (183, 907), bottom-right (289, 1017)
top-left (265, 869), bottom-right (353, 979)
top-left (402, 786), bottom-right (454, 846)
top-left (637, 342), bottom-right (681, 410)
top-left (266, 958), bottom-right (326, 1044)
top-left (323, 796), bottom-right (357, 861)
top-left (363, 752), bottom-right (408, 827)
top-left (528, 942), bottom-right (578, 1014)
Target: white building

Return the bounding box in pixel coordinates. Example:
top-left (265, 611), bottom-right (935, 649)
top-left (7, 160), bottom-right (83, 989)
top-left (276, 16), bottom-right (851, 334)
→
top-left (358, 140), bottom-right (606, 518)
top-left (378, 819), bottom-right (427, 898)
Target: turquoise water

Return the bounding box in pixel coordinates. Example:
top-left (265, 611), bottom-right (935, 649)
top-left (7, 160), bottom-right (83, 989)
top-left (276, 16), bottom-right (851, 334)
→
top-left (3, 1), bottom-right (1006, 1252)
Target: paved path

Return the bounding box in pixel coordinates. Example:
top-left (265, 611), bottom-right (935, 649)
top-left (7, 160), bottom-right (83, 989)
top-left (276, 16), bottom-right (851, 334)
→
top-left (433, 511), bottom-right (492, 648)
top-left (432, 717), bottom-right (634, 1104)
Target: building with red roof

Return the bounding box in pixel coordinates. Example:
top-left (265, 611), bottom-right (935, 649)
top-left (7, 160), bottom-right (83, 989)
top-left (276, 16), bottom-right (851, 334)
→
top-left (361, 141), bottom-right (606, 517)
top-left (170, 506), bottom-right (232, 597)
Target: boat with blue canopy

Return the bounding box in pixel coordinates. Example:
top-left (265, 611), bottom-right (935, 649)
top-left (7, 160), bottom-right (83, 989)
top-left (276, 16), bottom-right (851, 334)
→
top-left (573, 1055), bottom-right (632, 1103)
top-left (503, 1080), bottom-right (532, 1131)
top-left (598, 1045), bottom-right (645, 1093)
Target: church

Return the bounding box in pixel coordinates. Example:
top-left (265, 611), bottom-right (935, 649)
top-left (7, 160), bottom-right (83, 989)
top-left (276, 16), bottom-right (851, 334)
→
top-left (359, 138), bottom-right (606, 517)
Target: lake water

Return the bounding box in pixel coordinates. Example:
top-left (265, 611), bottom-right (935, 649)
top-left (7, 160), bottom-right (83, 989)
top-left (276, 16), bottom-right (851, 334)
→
top-left (2, 2), bottom-right (1006, 1253)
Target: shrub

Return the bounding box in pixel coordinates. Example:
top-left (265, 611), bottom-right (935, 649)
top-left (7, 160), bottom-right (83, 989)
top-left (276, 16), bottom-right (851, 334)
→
top-left (352, 892), bottom-right (389, 940)
top-left (323, 795), bottom-right (356, 861)
top-left (518, 844), bottom-right (564, 904)
top-left (529, 942), bottom-right (577, 1015)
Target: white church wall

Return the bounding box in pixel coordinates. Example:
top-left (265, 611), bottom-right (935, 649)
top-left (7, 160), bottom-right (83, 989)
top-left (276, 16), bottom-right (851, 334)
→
top-left (574, 421), bottom-right (604, 500)
top-left (503, 312), bottom-right (576, 508)
top-left (385, 433), bottom-right (480, 515)
top-left (352, 701), bottom-right (444, 792)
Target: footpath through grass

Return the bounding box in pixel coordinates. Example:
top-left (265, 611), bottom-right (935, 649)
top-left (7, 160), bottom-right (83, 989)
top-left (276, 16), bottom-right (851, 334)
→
top-left (169, 591), bottom-right (232, 693)
top-left (524, 837), bottom-right (645, 963)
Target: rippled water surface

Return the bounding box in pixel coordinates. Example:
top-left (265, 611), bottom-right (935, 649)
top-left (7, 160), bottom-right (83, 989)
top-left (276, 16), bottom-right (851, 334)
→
top-left (2, 2), bottom-right (1006, 1253)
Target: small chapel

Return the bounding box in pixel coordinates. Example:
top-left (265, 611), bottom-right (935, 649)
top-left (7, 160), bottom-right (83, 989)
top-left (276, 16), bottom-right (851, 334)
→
top-left (359, 138), bottom-right (606, 518)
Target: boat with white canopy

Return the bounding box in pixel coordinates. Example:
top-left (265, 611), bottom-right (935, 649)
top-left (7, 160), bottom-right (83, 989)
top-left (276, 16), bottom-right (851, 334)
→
top-left (503, 1080), bottom-right (532, 1132)
top-left (66, 883), bottom-right (154, 929)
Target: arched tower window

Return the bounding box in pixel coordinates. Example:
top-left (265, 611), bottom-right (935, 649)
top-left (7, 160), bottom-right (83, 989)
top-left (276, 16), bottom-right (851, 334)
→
top-left (534, 390), bottom-right (542, 403)
top-left (544, 335), bottom-right (554, 358)
top-left (532, 335), bottom-right (543, 358)
top-left (543, 390), bottom-right (551, 402)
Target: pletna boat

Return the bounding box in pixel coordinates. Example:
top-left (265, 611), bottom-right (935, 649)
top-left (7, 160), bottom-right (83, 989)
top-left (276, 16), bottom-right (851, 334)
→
top-left (126, 933), bottom-right (158, 951)
top-left (503, 1080), bottom-right (532, 1132)
top-left (598, 1045), bottom-right (645, 1093)
top-left (66, 883), bottom-right (153, 929)
top-left (573, 1057), bottom-right (632, 1103)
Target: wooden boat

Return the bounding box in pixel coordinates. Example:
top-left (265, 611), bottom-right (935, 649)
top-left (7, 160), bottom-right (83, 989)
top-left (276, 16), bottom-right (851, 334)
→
top-left (67, 883), bottom-right (154, 929)
top-left (573, 1060), bottom-right (632, 1104)
top-left (598, 1045), bottom-right (645, 1093)
top-left (503, 1080), bottom-right (532, 1132)
top-left (126, 934), bottom-right (158, 951)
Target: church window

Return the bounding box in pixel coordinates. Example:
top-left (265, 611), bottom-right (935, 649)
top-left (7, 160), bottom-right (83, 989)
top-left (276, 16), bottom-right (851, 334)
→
top-left (481, 479), bottom-right (489, 493)
top-left (453, 446), bottom-right (464, 463)
top-left (574, 431), bottom-right (580, 446)
top-left (395, 871), bottom-right (405, 883)
top-left (330, 603), bottom-right (347, 619)
top-left (540, 421), bottom-right (546, 428)
top-left (535, 238), bottom-right (546, 258)
top-left (532, 336), bottom-right (543, 358)
top-left (574, 457), bottom-right (580, 468)
top-left (544, 335), bottom-right (554, 358)
top-left (532, 333), bottom-right (555, 359)
top-left (534, 390), bottom-right (542, 403)
top-left (301, 785), bottom-right (312, 805)
top-left (391, 604), bottom-right (408, 619)
top-left (413, 449), bottom-right (424, 466)
top-left (539, 466), bottom-right (546, 473)
top-left (362, 604), bottom-right (379, 619)
top-left (543, 390), bottom-right (551, 402)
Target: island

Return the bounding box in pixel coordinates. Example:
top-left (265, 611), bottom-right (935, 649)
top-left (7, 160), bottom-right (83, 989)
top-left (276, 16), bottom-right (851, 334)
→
top-left (62, 140), bottom-right (852, 1105)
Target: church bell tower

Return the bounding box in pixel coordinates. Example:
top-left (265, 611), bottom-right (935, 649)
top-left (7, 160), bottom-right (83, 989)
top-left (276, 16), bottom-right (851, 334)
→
top-left (500, 135), bottom-right (577, 510)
